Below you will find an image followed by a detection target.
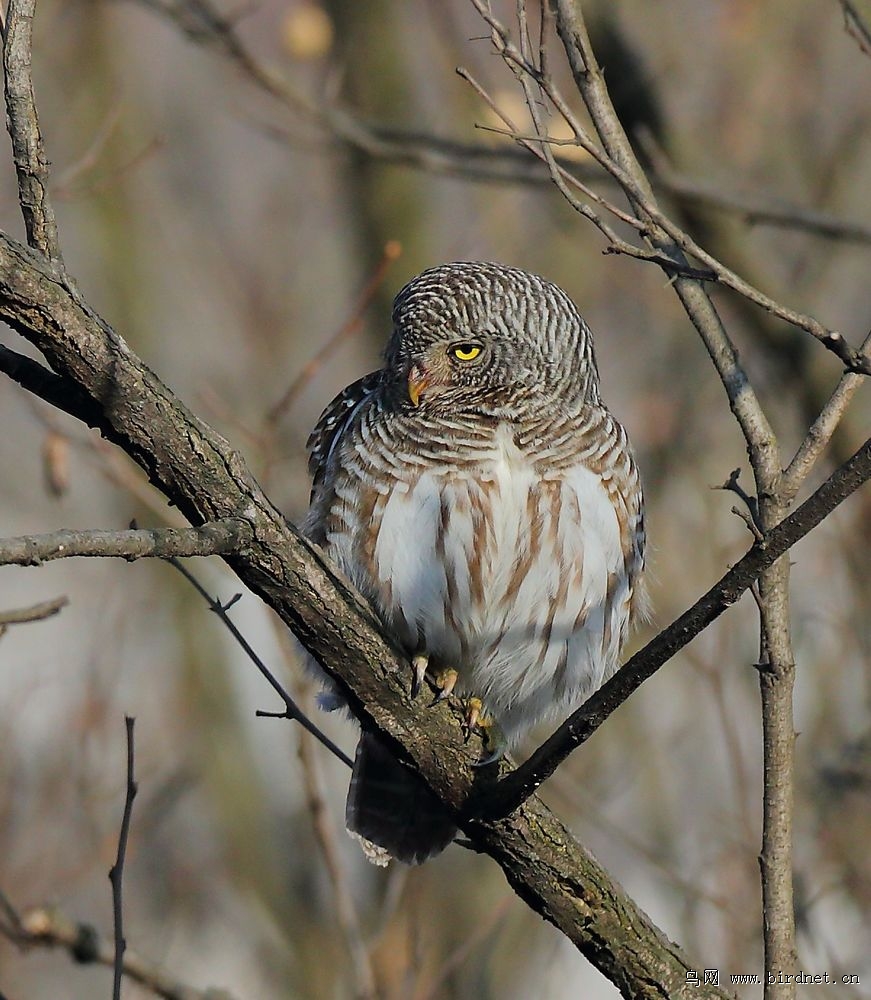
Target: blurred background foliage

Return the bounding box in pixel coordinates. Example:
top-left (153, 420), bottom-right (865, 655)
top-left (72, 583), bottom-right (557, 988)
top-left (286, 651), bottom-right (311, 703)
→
top-left (1, 0), bottom-right (870, 997)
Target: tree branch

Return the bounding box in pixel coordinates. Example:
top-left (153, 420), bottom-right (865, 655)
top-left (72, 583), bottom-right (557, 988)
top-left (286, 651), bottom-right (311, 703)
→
top-left (169, 558), bottom-right (354, 770)
top-left (0, 520), bottom-right (252, 566)
top-left (1, 0), bottom-right (62, 264)
top-left (0, 593), bottom-right (67, 626)
top-left (109, 716), bottom-right (138, 1000)
top-left (840, 0), bottom-right (871, 57)
top-left (0, 894), bottom-right (236, 1000)
top-left (781, 330), bottom-right (871, 500)
top-left (0, 343), bottom-right (107, 427)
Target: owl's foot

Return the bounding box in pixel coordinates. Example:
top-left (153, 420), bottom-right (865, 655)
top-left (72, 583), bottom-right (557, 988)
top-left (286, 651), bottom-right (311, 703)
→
top-left (431, 667), bottom-right (459, 705)
top-left (463, 698), bottom-right (507, 767)
top-left (410, 654), bottom-right (429, 698)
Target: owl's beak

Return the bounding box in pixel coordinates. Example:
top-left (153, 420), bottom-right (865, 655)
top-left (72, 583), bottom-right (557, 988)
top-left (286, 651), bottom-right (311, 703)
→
top-left (407, 364), bottom-right (431, 407)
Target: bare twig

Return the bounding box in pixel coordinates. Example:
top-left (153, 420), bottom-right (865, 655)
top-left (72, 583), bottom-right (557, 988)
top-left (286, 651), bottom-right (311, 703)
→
top-left (414, 895), bottom-right (512, 1000)
top-left (0, 520), bottom-right (252, 566)
top-left (109, 716), bottom-right (138, 1000)
top-left (271, 619), bottom-right (375, 998)
top-left (294, 686), bottom-right (376, 999)
top-left (1, 0), bottom-right (63, 263)
top-left (840, 0), bottom-right (871, 56)
top-left (717, 468), bottom-right (763, 538)
top-left (169, 558), bottom-right (354, 770)
top-left (0, 594), bottom-right (67, 626)
top-left (0, 894), bottom-right (236, 1000)
top-left (267, 240), bottom-right (402, 425)
top-left (782, 330), bottom-right (871, 500)
top-left (649, 155), bottom-right (871, 244)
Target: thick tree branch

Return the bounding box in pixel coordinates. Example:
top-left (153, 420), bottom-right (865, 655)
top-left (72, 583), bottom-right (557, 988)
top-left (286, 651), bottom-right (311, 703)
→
top-left (0, 520), bottom-right (252, 566)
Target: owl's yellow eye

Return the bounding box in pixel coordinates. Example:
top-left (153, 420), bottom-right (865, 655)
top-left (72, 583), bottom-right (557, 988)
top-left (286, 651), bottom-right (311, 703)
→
top-left (450, 343), bottom-right (482, 362)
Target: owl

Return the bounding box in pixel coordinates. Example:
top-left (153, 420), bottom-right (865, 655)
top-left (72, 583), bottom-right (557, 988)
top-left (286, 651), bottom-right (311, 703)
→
top-left (302, 261), bottom-right (646, 865)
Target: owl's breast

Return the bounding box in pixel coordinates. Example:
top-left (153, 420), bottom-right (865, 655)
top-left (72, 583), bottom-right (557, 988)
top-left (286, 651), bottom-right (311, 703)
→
top-left (324, 423), bottom-right (634, 744)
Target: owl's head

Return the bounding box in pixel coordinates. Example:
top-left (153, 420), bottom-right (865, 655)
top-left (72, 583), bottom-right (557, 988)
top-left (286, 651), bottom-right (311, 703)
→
top-left (385, 261), bottom-right (599, 414)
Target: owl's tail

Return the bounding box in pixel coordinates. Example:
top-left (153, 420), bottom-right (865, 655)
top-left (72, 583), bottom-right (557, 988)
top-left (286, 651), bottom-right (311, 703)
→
top-left (346, 731), bottom-right (457, 866)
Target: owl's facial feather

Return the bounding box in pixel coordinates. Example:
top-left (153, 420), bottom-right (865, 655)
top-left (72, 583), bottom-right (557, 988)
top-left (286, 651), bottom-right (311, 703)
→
top-left (386, 261), bottom-right (600, 413)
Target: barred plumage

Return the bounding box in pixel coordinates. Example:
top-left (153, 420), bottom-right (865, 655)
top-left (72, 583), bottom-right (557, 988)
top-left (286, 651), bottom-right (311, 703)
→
top-left (303, 261), bottom-right (646, 865)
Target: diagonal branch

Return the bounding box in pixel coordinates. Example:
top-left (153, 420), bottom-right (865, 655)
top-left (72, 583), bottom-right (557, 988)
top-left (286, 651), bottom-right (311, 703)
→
top-left (476, 432), bottom-right (871, 819)
top-left (781, 330), bottom-right (871, 500)
top-left (0, 342), bottom-right (108, 427)
top-left (840, 0), bottom-right (871, 57)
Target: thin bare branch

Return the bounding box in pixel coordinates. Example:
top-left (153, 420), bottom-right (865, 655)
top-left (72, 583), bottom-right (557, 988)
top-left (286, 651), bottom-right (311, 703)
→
top-left (1, 0), bottom-right (62, 263)
top-left (0, 520), bottom-right (252, 566)
top-left (717, 467), bottom-right (762, 536)
top-left (650, 156), bottom-right (871, 245)
top-left (292, 679), bottom-right (376, 999)
top-left (0, 594), bottom-right (67, 626)
top-left (0, 895), bottom-right (235, 1000)
top-left (169, 558), bottom-right (354, 770)
top-left (840, 0), bottom-right (871, 57)
top-left (267, 240), bottom-right (402, 425)
top-left (109, 716), bottom-right (138, 1000)
top-left (782, 330), bottom-right (871, 500)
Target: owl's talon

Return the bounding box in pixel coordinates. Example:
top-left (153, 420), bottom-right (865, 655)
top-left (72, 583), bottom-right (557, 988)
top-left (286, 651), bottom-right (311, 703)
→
top-left (431, 667), bottom-right (458, 705)
top-left (471, 717), bottom-right (507, 768)
top-left (473, 746), bottom-right (505, 768)
top-left (463, 697), bottom-right (484, 742)
top-left (411, 654), bottom-right (429, 698)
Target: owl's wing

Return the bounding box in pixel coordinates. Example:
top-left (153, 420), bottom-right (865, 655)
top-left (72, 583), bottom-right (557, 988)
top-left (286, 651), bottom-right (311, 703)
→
top-left (306, 370), bottom-right (384, 502)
